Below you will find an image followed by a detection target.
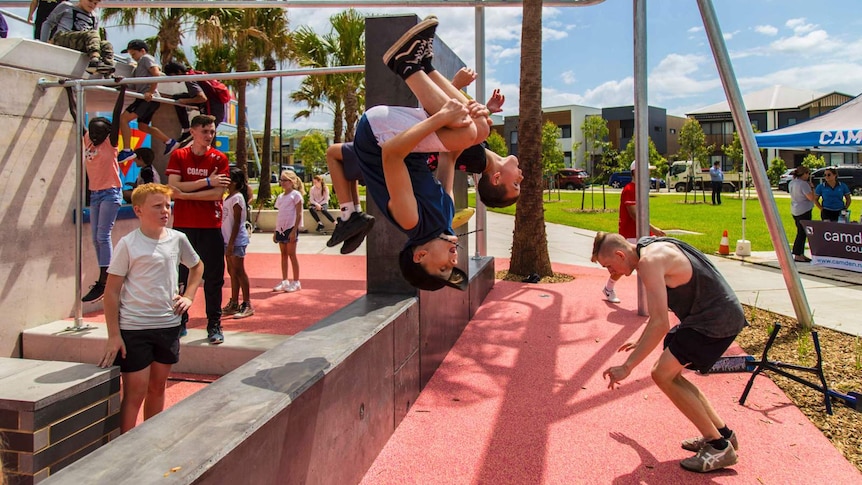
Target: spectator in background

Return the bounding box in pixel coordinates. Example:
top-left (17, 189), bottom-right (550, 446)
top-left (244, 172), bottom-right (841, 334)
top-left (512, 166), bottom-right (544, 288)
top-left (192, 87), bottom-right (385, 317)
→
top-left (162, 61), bottom-right (225, 147)
top-left (221, 167), bottom-right (254, 319)
top-left (308, 174), bottom-right (335, 232)
top-left (29, 0), bottom-right (60, 40)
top-left (788, 166), bottom-right (816, 262)
top-left (814, 167), bottom-right (851, 222)
top-left (40, 0), bottom-right (113, 73)
top-left (134, 147), bottom-right (160, 185)
top-left (601, 160), bottom-right (664, 304)
top-left (272, 170), bottom-right (304, 293)
top-left (709, 161), bottom-right (723, 205)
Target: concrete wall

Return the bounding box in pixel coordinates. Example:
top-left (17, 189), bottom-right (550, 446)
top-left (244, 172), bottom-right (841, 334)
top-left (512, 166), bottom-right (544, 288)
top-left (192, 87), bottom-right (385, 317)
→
top-left (0, 38), bottom-right (180, 357)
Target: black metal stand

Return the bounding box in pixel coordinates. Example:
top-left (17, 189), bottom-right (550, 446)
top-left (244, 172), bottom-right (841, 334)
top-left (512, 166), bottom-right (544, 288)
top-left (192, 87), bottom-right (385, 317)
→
top-left (740, 323), bottom-right (837, 414)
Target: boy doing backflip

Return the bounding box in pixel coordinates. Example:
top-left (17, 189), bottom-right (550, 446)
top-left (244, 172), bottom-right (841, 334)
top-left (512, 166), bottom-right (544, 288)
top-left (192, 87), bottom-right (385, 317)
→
top-left (327, 17), bottom-right (495, 290)
top-left (593, 232), bottom-right (746, 473)
top-left (99, 183), bottom-right (203, 433)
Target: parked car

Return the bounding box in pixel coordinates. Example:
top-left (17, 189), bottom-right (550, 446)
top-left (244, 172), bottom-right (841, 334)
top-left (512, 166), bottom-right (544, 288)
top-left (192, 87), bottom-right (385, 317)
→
top-left (778, 169), bottom-right (795, 192)
top-left (811, 166), bottom-right (862, 196)
top-left (554, 169), bottom-right (590, 189)
top-left (608, 170), bottom-right (666, 190)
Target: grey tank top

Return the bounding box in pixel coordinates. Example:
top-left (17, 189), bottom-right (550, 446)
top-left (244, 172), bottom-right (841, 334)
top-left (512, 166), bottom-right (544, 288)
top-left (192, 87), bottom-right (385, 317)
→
top-left (637, 237), bottom-right (747, 338)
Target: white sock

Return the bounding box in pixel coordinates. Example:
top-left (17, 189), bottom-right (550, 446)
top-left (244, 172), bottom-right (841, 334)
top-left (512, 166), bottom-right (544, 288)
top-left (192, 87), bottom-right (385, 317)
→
top-left (339, 204), bottom-right (352, 221)
top-left (605, 278), bottom-right (616, 291)
top-left (353, 204), bottom-right (362, 213)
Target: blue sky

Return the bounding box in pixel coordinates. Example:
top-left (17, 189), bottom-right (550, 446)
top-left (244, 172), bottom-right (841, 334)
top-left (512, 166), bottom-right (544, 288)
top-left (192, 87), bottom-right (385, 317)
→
top-left (4, 0), bottom-right (862, 131)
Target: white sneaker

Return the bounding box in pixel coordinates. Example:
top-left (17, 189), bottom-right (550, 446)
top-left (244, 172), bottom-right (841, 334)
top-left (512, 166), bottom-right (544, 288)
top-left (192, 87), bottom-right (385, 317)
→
top-left (273, 280), bottom-right (288, 292)
top-left (602, 287), bottom-right (621, 303)
top-left (285, 281), bottom-right (301, 292)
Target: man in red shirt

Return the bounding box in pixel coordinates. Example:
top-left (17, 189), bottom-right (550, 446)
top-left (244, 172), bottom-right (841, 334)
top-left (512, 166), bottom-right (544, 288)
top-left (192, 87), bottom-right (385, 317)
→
top-left (601, 161), bottom-right (664, 304)
top-left (166, 115), bottom-right (230, 344)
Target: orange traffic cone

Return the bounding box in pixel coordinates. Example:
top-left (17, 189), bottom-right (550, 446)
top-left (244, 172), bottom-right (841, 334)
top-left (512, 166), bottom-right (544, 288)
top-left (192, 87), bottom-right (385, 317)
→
top-left (718, 230), bottom-right (730, 255)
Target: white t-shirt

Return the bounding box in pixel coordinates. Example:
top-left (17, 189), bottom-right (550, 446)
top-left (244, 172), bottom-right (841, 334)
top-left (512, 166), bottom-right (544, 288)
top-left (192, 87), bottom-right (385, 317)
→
top-left (221, 192), bottom-right (249, 247)
top-left (108, 228), bottom-right (200, 330)
top-left (365, 105), bottom-right (448, 153)
top-left (275, 190), bottom-right (303, 232)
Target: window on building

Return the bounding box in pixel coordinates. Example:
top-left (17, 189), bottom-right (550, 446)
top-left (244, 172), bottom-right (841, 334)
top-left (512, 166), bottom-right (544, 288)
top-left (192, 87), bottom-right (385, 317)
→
top-left (751, 120), bottom-right (759, 131)
top-left (654, 126), bottom-right (663, 132)
top-left (564, 152), bottom-right (572, 166)
top-left (788, 118), bottom-right (797, 126)
top-left (670, 128), bottom-right (677, 134)
top-left (560, 125), bottom-right (572, 138)
top-left (510, 131), bottom-right (518, 145)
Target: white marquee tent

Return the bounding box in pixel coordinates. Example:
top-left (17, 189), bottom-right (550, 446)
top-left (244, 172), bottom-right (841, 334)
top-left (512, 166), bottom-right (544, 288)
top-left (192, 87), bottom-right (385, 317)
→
top-left (755, 93), bottom-right (862, 152)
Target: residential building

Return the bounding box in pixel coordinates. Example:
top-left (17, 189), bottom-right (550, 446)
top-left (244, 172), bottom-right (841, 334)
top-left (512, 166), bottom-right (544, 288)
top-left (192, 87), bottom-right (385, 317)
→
top-left (687, 85), bottom-right (855, 168)
top-left (501, 104), bottom-right (601, 171)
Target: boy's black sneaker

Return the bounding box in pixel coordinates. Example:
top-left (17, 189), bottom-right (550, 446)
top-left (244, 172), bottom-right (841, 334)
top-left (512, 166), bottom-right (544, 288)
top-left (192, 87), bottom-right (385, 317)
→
top-left (81, 281), bottom-right (105, 302)
top-left (383, 16), bottom-right (438, 80)
top-left (327, 212), bottom-right (374, 247)
top-left (340, 214), bottom-right (375, 254)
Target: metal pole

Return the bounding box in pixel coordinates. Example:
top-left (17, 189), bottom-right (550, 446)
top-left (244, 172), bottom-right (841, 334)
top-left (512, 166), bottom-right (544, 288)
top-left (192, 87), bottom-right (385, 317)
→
top-left (633, 0), bottom-right (648, 316)
top-left (0, 0), bottom-right (609, 8)
top-left (279, 75), bottom-right (284, 168)
top-left (38, 65), bottom-right (365, 89)
top-left (474, 4), bottom-right (487, 258)
top-left (72, 82), bottom-right (85, 329)
top-left (697, 0), bottom-right (814, 330)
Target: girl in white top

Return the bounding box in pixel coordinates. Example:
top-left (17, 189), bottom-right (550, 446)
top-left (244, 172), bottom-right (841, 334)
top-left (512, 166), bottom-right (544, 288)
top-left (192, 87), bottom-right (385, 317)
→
top-left (273, 170), bottom-right (305, 292)
top-left (221, 167), bottom-right (254, 318)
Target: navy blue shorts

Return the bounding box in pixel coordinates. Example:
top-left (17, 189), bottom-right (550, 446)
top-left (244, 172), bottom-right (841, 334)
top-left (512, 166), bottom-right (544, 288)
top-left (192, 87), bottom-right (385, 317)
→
top-left (113, 325), bottom-right (181, 373)
top-left (663, 326), bottom-right (737, 373)
top-left (275, 228), bottom-right (297, 243)
top-left (341, 143), bottom-right (365, 185)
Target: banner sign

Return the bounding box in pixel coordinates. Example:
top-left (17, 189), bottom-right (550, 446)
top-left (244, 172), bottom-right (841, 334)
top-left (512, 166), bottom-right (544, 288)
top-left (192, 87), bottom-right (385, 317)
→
top-left (801, 220), bottom-right (862, 273)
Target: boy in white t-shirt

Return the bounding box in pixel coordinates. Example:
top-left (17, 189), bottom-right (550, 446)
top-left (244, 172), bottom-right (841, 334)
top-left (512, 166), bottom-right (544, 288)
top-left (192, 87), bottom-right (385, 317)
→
top-left (98, 183), bottom-right (203, 433)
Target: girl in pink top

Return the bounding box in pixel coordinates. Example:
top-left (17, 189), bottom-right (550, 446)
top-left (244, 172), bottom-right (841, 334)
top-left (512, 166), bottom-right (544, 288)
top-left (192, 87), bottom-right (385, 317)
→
top-left (82, 86), bottom-right (127, 303)
top-left (308, 174), bottom-right (335, 232)
top-left (272, 170), bottom-right (304, 292)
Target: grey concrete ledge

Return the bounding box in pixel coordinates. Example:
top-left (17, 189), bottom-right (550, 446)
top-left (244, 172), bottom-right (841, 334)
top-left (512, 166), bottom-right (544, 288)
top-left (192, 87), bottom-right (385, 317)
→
top-left (42, 293), bottom-right (416, 484)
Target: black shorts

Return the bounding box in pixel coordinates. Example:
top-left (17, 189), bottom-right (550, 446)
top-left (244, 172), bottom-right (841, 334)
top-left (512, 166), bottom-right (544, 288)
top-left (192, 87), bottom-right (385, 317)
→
top-left (126, 99), bottom-right (161, 124)
top-left (113, 325), bottom-right (182, 373)
top-left (274, 227), bottom-right (297, 243)
top-left (663, 326), bottom-right (737, 373)
top-left (341, 143), bottom-right (365, 185)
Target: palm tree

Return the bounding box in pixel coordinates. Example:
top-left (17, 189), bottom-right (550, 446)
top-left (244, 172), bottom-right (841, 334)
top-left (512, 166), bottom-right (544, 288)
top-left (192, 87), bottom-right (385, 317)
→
top-left (509, 0), bottom-right (553, 278)
top-left (101, 8), bottom-right (196, 63)
top-left (196, 8), bottom-right (289, 178)
top-left (289, 9), bottom-right (365, 142)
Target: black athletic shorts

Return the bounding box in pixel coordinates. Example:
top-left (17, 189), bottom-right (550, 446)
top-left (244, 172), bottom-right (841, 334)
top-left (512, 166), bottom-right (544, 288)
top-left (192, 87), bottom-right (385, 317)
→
top-left (274, 227), bottom-right (297, 243)
top-left (126, 99), bottom-right (161, 124)
top-left (113, 325), bottom-right (182, 373)
top-left (663, 325), bottom-right (737, 373)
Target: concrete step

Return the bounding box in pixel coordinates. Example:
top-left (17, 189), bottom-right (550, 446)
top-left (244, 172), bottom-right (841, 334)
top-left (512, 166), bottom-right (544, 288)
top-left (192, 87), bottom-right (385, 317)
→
top-left (22, 321), bottom-right (289, 376)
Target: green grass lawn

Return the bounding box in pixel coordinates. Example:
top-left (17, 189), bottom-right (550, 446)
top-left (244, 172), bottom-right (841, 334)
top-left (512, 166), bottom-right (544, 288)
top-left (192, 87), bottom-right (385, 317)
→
top-left (470, 189), bottom-right (798, 255)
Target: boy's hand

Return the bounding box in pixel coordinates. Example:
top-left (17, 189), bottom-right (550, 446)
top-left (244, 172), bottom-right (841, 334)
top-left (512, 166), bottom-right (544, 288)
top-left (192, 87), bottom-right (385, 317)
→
top-left (486, 89), bottom-right (505, 113)
top-left (452, 68), bottom-right (477, 90)
top-left (172, 294), bottom-right (193, 315)
top-left (438, 98), bottom-right (471, 128)
top-left (99, 336), bottom-right (126, 368)
top-left (466, 100), bottom-right (490, 119)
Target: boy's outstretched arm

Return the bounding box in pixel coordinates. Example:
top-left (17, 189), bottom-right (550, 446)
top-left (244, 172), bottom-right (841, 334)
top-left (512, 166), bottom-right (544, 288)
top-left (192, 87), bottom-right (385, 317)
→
top-left (110, 85), bottom-right (126, 148)
top-left (383, 99), bottom-right (469, 229)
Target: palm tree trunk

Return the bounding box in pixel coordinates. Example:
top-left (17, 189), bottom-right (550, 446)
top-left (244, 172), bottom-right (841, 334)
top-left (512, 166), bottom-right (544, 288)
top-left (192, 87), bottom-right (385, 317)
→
top-left (510, 0), bottom-right (553, 277)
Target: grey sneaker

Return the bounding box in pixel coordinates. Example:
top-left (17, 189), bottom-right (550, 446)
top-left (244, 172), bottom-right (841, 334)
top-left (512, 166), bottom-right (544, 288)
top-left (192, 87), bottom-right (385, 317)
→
top-left (382, 16), bottom-right (438, 79)
top-left (681, 431), bottom-right (738, 452)
top-left (602, 287), bottom-right (621, 303)
top-left (221, 300), bottom-right (240, 316)
top-left (680, 442), bottom-right (738, 473)
top-left (207, 324), bottom-right (224, 345)
top-left (233, 302), bottom-right (254, 319)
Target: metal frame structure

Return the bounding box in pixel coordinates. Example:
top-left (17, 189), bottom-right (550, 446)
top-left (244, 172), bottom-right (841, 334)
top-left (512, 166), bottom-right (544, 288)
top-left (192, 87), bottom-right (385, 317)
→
top-left (30, 0), bottom-right (813, 336)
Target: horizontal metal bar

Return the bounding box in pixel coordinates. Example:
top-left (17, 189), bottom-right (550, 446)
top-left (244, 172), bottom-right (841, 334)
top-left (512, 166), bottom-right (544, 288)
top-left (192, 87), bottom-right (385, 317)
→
top-left (0, 0), bottom-right (605, 8)
top-left (37, 64), bottom-right (364, 89)
top-left (86, 84), bottom-right (184, 106)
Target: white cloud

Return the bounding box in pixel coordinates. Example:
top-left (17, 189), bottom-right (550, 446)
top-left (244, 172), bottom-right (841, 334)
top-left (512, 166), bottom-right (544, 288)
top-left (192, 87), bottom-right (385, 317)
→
top-left (739, 62), bottom-right (862, 96)
top-left (561, 70), bottom-right (577, 85)
top-left (723, 30), bottom-right (739, 41)
top-left (649, 53), bottom-right (721, 99)
top-left (688, 26), bottom-right (703, 34)
top-left (769, 29), bottom-right (835, 54)
top-left (755, 24), bottom-right (778, 36)
top-left (786, 18), bottom-right (817, 34)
